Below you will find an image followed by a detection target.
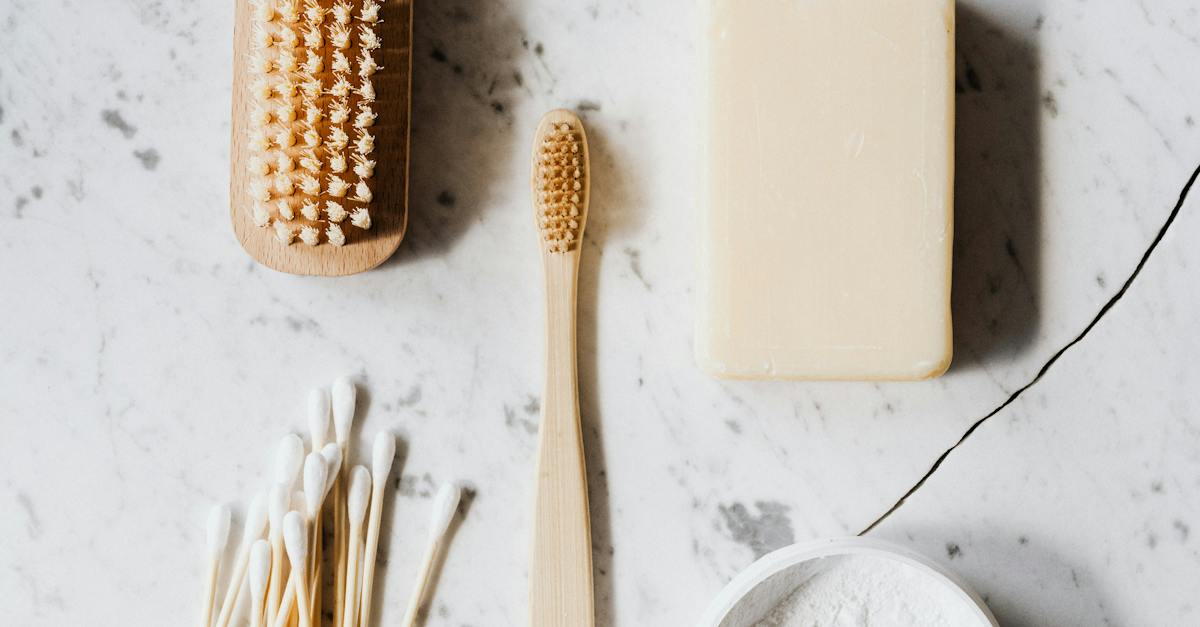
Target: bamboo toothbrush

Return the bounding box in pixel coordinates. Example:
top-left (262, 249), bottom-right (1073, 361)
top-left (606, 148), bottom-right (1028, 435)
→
top-left (266, 484), bottom-right (291, 627)
top-left (358, 431), bottom-right (395, 627)
top-left (248, 540), bottom-right (272, 627)
top-left (400, 483), bottom-right (461, 627)
top-left (342, 465), bottom-right (372, 627)
top-left (529, 109), bottom-right (594, 627)
top-left (331, 376), bottom-right (356, 627)
top-left (214, 493), bottom-right (269, 627)
top-left (203, 504), bottom-right (231, 627)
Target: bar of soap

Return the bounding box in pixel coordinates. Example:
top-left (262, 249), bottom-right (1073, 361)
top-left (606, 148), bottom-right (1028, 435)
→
top-left (697, 0), bottom-right (955, 381)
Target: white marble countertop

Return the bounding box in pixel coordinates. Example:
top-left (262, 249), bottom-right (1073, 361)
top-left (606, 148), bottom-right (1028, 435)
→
top-left (3, 0), bottom-right (1199, 625)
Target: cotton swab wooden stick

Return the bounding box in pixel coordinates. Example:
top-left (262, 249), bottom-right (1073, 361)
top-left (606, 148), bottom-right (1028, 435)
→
top-left (266, 485), bottom-right (290, 627)
top-left (401, 483), bottom-right (461, 627)
top-left (359, 432), bottom-right (395, 627)
top-left (214, 493), bottom-right (268, 627)
top-left (202, 504), bottom-right (231, 627)
top-left (342, 466), bottom-right (372, 627)
top-left (248, 540), bottom-right (272, 627)
top-left (331, 376), bottom-right (356, 627)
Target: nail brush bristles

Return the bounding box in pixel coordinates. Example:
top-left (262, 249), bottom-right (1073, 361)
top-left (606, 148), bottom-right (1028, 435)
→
top-left (244, 0), bottom-right (381, 248)
top-left (537, 123), bottom-right (586, 253)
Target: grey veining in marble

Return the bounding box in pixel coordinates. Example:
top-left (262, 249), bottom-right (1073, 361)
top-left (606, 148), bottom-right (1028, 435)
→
top-left (2, 0), bottom-right (1199, 625)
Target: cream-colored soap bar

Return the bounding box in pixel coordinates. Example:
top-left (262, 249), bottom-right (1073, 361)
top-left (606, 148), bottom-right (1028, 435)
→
top-left (698, 0), bottom-right (954, 380)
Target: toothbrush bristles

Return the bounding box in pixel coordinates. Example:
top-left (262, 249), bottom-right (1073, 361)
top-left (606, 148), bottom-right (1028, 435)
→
top-left (536, 121), bottom-right (587, 253)
top-left (245, 0), bottom-right (382, 245)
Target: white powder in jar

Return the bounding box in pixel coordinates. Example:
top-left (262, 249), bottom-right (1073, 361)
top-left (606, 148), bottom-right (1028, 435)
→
top-left (753, 554), bottom-right (983, 627)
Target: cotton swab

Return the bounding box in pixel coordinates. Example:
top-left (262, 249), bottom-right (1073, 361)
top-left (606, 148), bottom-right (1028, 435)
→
top-left (331, 376), bottom-right (356, 451)
top-left (308, 387), bottom-right (331, 450)
top-left (274, 434), bottom-right (305, 491)
top-left (302, 450), bottom-right (329, 611)
top-left (401, 483), bottom-right (461, 627)
top-left (331, 376), bottom-right (356, 627)
top-left (214, 493), bottom-right (268, 627)
top-left (307, 388), bottom-right (332, 593)
top-left (248, 540), bottom-right (272, 627)
top-left (313, 442), bottom-right (344, 619)
top-left (359, 432), bottom-right (395, 627)
top-left (266, 485), bottom-right (290, 627)
top-left (342, 466), bottom-right (371, 627)
top-left (303, 452), bottom-right (329, 524)
top-left (320, 442), bottom-right (343, 498)
top-left (282, 511), bottom-right (313, 627)
top-left (202, 504), bottom-right (231, 627)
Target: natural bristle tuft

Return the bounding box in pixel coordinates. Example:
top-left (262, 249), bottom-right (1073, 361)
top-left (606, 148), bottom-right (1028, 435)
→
top-left (535, 119), bottom-right (586, 253)
top-left (242, 0), bottom-right (381, 248)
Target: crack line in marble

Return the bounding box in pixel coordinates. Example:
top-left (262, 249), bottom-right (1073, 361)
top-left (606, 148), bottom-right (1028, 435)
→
top-left (859, 161), bottom-right (1200, 535)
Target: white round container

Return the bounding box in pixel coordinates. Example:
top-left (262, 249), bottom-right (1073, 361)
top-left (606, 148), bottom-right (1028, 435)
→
top-left (698, 537), bottom-right (999, 627)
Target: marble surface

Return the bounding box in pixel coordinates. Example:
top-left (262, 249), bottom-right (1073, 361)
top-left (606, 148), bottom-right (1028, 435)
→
top-left (2, 0), bottom-right (1199, 625)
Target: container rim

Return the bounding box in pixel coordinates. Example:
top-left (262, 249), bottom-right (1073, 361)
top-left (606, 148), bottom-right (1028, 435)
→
top-left (696, 536), bottom-right (1000, 627)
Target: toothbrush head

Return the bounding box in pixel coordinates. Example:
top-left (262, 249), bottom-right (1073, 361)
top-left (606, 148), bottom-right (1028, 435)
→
top-left (348, 465), bottom-right (372, 528)
top-left (248, 539), bottom-right (271, 600)
top-left (532, 110), bottom-right (590, 255)
top-left (241, 492), bottom-right (269, 545)
top-left (302, 452), bottom-right (328, 519)
top-left (282, 511), bottom-right (308, 565)
top-left (308, 387), bottom-right (331, 449)
top-left (273, 434), bottom-right (305, 490)
top-left (371, 432), bottom-right (395, 485)
top-left (332, 376), bottom-right (356, 445)
top-left (428, 482), bottom-right (461, 542)
top-left (320, 442), bottom-right (342, 496)
top-left (207, 503), bottom-right (231, 559)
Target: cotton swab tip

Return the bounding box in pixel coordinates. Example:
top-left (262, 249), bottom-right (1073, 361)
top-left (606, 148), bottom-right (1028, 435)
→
top-left (242, 492), bottom-right (269, 545)
top-left (428, 483), bottom-right (461, 542)
top-left (308, 387), bottom-right (331, 448)
top-left (274, 434), bottom-right (305, 489)
top-left (320, 442), bottom-right (343, 495)
top-left (207, 503), bottom-right (232, 558)
top-left (303, 452), bottom-right (329, 518)
top-left (332, 376), bottom-right (357, 444)
top-left (268, 484), bottom-right (289, 536)
top-left (371, 431), bottom-right (395, 483)
top-left (283, 511), bottom-right (308, 564)
top-left (248, 539), bottom-right (271, 597)
top-left (348, 465), bottom-right (372, 526)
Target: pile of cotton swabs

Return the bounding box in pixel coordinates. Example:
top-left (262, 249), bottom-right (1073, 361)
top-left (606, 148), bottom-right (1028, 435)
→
top-left (199, 377), bottom-right (460, 627)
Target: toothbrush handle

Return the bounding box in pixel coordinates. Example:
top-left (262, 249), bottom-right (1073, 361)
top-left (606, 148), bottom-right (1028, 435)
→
top-left (531, 253), bottom-right (595, 627)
